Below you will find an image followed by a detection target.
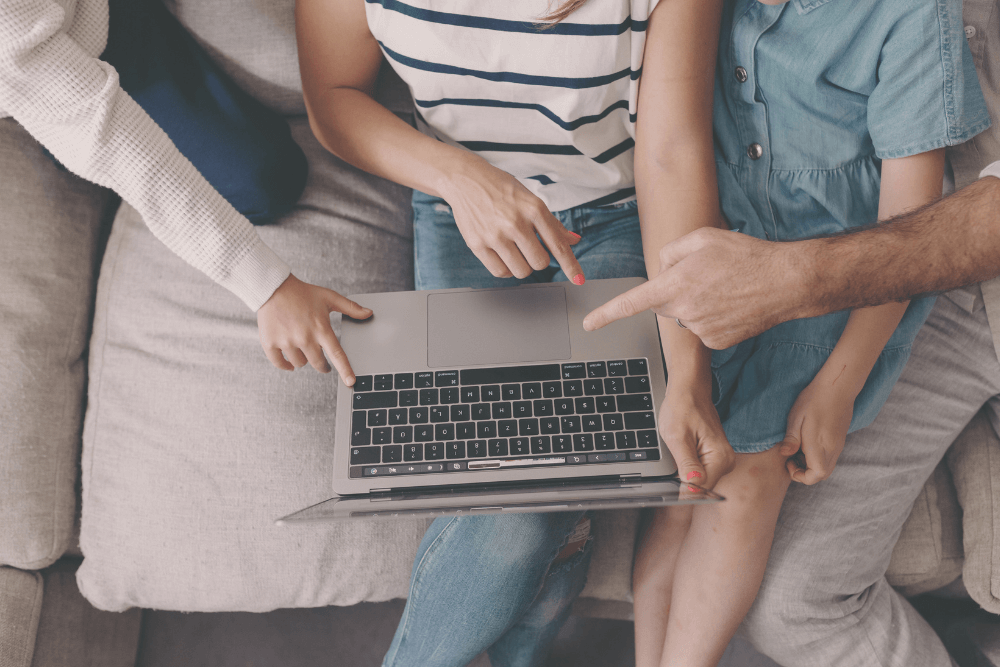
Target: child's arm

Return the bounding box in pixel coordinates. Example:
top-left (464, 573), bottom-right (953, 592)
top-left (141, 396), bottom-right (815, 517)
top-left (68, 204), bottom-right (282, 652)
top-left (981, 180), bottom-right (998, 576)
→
top-left (784, 148), bottom-right (946, 484)
top-left (634, 0), bottom-right (731, 488)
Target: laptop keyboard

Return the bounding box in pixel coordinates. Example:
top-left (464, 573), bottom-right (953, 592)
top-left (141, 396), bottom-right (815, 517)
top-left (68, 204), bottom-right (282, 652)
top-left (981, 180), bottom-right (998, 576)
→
top-left (348, 359), bottom-right (660, 479)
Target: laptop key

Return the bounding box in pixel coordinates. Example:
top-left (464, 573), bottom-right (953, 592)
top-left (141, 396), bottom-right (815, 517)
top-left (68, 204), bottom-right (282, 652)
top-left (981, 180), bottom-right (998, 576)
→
top-left (488, 438), bottom-right (509, 457)
top-left (477, 421), bottom-right (497, 438)
top-left (510, 437), bottom-right (530, 456)
top-left (595, 433), bottom-right (615, 450)
top-left (540, 417), bottom-right (560, 435)
top-left (552, 435), bottom-right (573, 453)
top-left (533, 399), bottom-right (553, 416)
top-left (383, 445), bottom-right (403, 463)
top-left (399, 390), bottom-right (418, 406)
top-left (596, 396), bottom-right (616, 413)
top-left (414, 425), bottom-right (434, 442)
top-left (420, 388), bottom-right (439, 405)
top-left (447, 461), bottom-right (467, 472)
top-left (575, 397), bottom-right (596, 414)
top-left (518, 418), bottom-right (540, 436)
top-left (561, 363), bottom-right (586, 379)
top-left (616, 431), bottom-right (637, 449)
top-left (351, 427), bottom-right (371, 447)
top-left (563, 380), bottom-right (583, 397)
top-left (502, 384), bottom-right (521, 401)
top-left (447, 442), bottom-right (466, 459)
top-left (430, 407), bottom-right (448, 422)
top-left (554, 399), bottom-right (574, 415)
top-left (492, 402), bottom-right (512, 419)
top-left (607, 360), bottom-right (627, 376)
top-left (374, 374), bottom-right (393, 391)
top-left (542, 381), bottom-right (562, 398)
top-left (561, 416), bottom-right (581, 433)
top-left (352, 410), bottom-right (367, 430)
top-left (472, 403), bottom-right (491, 420)
top-left (435, 423), bottom-right (455, 441)
top-left (461, 386), bottom-right (480, 403)
top-left (354, 376), bottom-right (374, 392)
top-left (415, 372), bottom-right (434, 388)
top-left (618, 393), bottom-right (654, 412)
top-left (481, 385), bottom-right (502, 401)
top-left (373, 428), bottom-right (392, 445)
top-left (409, 407), bottom-right (428, 424)
top-left (425, 442), bottom-right (444, 460)
top-left (530, 436), bottom-right (551, 454)
top-left (457, 422), bottom-right (476, 439)
top-left (629, 450), bottom-right (649, 460)
top-left (624, 412), bottom-right (656, 430)
top-left (627, 359), bottom-right (648, 375)
top-left (451, 404), bottom-right (470, 421)
top-left (513, 401), bottom-right (532, 418)
top-left (566, 454), bottom-right (587, 464)
top-left (389, 408), bottom-right (408, 425)
top-left (440, 387), bottom-right (460, 404)
top-left (435, 370), bottom-right (459, 387)
top-left (587, 361), bottom-right (607, 378)
top-left (393, 426), bottom-right (413, 444)
top-left (573, 433), bottom-right (594, 451)
top-left (582, 415), bottom-right (602, 432)
top-left (625, 376), bottom-right (651, 393)
top-left (460, 364), bottom-right (559, 385)
top-left (523, 383), bottom-right (542, 399)
top-left (394, 373), bottom-right (414, 389)
top-left (604, 377), bottom-right (625, 394)
top-left (637, 430), bottom-right (659, 448)
top-left (602, 413), bottom-right (624, 431)
top-left (350, 446), bottom-right (380, 465)
top-left (368, 409), bottom-right (388, 427)
top-left (584, 379), bottom-right (603, 396)
top-left (353, 391), bottom-right (397, 410)
top-left (498, 420), bottom-right (517, 437)
top-left (404, 444), bottom-right (423, 461)
top-left (467, 440), bottom-right (488, 457)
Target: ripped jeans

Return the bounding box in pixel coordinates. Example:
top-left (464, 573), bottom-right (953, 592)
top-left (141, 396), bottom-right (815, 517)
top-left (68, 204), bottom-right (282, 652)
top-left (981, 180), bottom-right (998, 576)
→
top-left (382, 511), bottom-right (593, 667)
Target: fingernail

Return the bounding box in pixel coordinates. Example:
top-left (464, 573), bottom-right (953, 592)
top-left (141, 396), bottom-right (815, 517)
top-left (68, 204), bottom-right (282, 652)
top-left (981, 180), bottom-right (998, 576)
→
top-left (568, 231), bottom-right (582, 239)
top-left (687, 486), bottom-right (699, 493)
top-left (572, 274), bottom-right (585, 286)
top-left (685, 471), bottom-right (702, 481)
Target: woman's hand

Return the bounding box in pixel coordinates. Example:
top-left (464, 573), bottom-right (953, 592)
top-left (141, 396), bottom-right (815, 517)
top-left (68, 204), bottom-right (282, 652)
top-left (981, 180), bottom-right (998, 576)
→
top-left (256, 274), bottom-right (372, 385)
top-left (659, 380), bottom-right (735, 490)
top-left (439, 158), bottom-right (585, 282)
top-left (779, 381), bottom-right (855, 484)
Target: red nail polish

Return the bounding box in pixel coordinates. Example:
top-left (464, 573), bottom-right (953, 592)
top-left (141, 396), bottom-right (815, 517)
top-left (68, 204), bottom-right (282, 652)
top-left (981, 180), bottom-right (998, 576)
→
top-left (688, 485), bottom-right (699, 493)
top-left (685, 471), bottom-right (703, 481)
top-left (569, 231), bottom-right (582, 239)
top-left (572, 274), bottom-right (585, 286)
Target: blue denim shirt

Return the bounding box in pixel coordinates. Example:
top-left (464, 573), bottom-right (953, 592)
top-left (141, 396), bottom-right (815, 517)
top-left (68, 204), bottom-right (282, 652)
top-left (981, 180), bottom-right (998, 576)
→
top-left (714, 0), bottom-right (990, 242)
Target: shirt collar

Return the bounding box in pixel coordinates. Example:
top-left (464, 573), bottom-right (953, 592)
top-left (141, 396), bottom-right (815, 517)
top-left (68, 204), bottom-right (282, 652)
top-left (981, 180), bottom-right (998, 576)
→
top-left (792, 0), bottom-right (835, 14)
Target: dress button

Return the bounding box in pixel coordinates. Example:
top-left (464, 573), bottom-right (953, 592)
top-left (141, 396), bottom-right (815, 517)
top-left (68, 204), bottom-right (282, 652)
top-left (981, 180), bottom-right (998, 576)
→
top-left (735, 66), bottom-right (748, 83)
top-left (965, 25), bottom-right (976, 38)
top-left (747, 143), bottom-right (763, 160)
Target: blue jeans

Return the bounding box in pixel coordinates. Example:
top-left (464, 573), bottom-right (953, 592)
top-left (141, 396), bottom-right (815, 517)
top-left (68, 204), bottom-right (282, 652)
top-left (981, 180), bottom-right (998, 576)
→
top-left (383, 192), bottom-right (645, 667)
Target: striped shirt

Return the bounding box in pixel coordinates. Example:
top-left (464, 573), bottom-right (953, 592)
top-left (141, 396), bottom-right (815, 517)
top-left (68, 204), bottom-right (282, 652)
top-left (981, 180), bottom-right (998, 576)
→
top-left (365, 0), bottom-right (660, 211)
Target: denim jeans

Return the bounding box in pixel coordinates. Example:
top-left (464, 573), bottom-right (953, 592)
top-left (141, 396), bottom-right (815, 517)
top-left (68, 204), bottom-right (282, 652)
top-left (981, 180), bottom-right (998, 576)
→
top-left (382, 191), bottom-right (645, 667)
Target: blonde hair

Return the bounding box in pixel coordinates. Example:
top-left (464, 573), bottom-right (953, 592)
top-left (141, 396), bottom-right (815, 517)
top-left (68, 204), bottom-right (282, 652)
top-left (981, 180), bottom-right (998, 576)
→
top-left (541, 0), bottom-right (588, 23)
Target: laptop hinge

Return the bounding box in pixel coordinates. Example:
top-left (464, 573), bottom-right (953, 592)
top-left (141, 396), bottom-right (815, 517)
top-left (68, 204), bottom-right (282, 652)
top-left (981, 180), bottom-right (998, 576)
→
top-left (369, 488), bottom-right (393, 500)
top-left (619, 473), bottom-right (642, 486)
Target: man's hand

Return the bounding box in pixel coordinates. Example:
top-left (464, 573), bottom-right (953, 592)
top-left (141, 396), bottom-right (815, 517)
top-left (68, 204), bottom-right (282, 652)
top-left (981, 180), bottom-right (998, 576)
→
top-left (779, 380), bottom-right (854, 485)
top-left (659, 382), bottom-right (735, 491)
top-left (257, 274), bottom-right (372, 385)
top-left (583, 228), bottom-right (813, 349)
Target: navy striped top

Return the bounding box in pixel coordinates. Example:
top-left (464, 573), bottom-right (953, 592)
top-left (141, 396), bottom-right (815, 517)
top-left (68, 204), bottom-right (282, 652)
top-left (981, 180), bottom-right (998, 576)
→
top-left (366, 0), bottom-right (660, 210)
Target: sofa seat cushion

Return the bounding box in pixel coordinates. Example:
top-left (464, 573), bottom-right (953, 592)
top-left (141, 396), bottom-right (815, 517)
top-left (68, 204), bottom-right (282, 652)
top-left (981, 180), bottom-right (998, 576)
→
top-left (0, 567), bottom-right (43, 667)
top-left (0, 119), bottom-right (114, 570)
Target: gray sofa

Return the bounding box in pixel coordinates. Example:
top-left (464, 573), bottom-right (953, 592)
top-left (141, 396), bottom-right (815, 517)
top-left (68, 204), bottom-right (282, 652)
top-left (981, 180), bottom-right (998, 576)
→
top-left (1, 1), bottom-right (997, 665)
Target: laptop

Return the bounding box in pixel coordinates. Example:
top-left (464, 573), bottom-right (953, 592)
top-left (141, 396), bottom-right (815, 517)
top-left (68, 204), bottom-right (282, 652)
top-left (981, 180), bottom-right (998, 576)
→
top-left (278, 277), bottom-right (723, 523)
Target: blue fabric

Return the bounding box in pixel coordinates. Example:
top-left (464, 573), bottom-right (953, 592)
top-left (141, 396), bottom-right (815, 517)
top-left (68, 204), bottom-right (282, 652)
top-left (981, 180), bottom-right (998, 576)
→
top-left (101, 0), bottom-right (307, 225)
top-left (710, 0), bottom-right (990, 452)
top-left (412, 191), bottom-right (647, 290)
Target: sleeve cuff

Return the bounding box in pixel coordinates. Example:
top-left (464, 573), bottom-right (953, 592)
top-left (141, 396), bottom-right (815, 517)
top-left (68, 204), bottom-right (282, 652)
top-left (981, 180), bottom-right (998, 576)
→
top-left (980, 161), bottom-right (1000, 181)
top-left (218, 239), bottom-right (292, 312)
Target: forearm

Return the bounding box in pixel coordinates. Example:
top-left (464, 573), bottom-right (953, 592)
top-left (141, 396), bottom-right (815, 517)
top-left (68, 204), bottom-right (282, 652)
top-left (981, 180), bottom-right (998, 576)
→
top-left (814, 302), bottom-right (908, 397)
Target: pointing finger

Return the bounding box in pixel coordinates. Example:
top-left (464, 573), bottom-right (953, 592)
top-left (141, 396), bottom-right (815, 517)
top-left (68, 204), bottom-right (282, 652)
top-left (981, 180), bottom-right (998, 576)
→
top-left (583, 278), bottom-right (671, 331)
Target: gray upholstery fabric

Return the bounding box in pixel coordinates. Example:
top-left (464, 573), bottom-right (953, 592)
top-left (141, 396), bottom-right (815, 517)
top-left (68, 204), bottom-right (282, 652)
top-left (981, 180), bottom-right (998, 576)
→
top-left (0, 567), bottom-right (42, 667)
top-left (0, 118), bottom-right (114, 570)
top-left (31, 561), bottom-right (141, 667)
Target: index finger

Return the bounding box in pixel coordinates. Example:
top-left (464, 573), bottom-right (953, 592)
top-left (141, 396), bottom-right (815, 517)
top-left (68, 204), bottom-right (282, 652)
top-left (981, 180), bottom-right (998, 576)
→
top-left (534, 214), bottom-right (585, 285)
top-left (317, 324), bottom-right (357, 387)
top-left (582, 278), bottom-right (670, 331)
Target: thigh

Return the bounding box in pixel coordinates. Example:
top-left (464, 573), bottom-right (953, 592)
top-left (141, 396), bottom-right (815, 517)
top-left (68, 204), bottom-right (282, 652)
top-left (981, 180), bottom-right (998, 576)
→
top-left (555, 200), bottom-right (647, 282)
top-left (752, 296), bottom-right (1000, 621)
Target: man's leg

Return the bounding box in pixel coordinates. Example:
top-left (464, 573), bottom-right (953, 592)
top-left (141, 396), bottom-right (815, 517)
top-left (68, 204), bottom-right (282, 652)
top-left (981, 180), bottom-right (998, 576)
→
top-left (743, 294), bottom-right (1000, 666)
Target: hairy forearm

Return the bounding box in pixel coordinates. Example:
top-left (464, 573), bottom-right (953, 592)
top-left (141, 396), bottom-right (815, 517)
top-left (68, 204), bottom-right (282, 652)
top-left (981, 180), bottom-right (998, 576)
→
top-left (794, 176), bottom-right (1000, 317)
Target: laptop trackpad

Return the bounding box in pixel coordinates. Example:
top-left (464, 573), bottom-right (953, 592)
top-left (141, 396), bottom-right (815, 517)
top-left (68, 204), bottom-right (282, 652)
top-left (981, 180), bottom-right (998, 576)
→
top-left (427, 287), bottom-right (571, 368)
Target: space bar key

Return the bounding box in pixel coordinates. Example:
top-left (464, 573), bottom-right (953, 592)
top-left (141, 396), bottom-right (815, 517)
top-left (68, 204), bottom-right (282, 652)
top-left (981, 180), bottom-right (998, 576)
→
top-left (460, 364), bottom-right (561, 385)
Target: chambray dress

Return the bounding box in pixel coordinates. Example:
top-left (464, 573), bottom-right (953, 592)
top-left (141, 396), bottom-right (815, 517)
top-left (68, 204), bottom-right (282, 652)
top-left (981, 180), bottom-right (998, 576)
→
top-left (712, 0), bottom-right (990, 453)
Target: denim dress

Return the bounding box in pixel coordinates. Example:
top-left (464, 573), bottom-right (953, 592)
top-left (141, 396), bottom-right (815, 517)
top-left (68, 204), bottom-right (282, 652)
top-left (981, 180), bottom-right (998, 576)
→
top-left (712, 0), bottom-right (990, 453)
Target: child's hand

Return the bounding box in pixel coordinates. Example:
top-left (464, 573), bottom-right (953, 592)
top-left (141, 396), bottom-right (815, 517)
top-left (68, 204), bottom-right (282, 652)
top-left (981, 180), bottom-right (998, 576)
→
top-left (779, 381), bottom-right (854, 484)
top-left (659, 382), bottom-right (735, 490)
top-left (256, 274), bottom-right (373, 385)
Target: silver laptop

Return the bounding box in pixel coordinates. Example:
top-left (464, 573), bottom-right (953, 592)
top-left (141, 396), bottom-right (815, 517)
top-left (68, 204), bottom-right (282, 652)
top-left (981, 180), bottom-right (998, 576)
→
top-left (278, 277), bottom-right (722, 523)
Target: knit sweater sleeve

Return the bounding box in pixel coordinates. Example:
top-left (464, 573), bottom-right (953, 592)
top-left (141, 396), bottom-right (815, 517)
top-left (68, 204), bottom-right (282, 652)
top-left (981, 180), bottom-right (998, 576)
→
top-left (0, 0), bottom-right (291, 311)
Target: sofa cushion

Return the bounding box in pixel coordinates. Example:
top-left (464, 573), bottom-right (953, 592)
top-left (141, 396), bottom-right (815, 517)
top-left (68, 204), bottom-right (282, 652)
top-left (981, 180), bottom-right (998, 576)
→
top-left (0, 567), bottom-right (43, 667)
top-left (0, 119), bottom-right (114, 570)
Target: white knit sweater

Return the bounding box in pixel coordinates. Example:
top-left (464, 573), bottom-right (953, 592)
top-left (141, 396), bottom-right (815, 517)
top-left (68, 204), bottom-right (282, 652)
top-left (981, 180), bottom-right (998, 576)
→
top-left (0, 0), bottom-right (291, 311)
